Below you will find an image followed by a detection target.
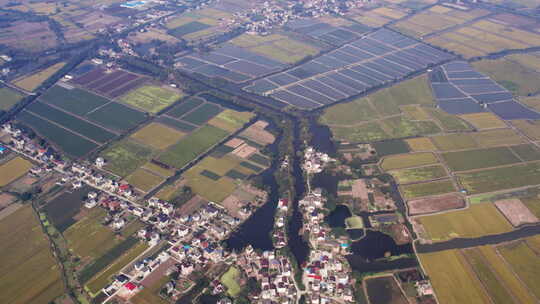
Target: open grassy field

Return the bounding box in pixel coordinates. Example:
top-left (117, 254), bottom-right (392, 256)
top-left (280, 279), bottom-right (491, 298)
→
top-left (131, 275), bottom-right (169, 304)
top-left (330, 122), bottom-right (389, 143)
top-left (13, 62), bottom-right (65, 92)
top-left (510, 119), bottom-right (540, 140)
top-left (0, 87), bottom-right (24, 110)
top-left (406, 137), bottom-right (436, 151)
top-left (459, 112), bottom-right (506, 130)
top-left (402, 105), bottom-right (430, 120)
top-left (184, 156), bottom-right (239, 202)
top-left (158, 125), bottom-right (229, 169)
top-left (221, 267), bottom-right (242, 297)
top-left (64, 208), bottom-right (121, 260)
top-left (345, 216), bottom-right (364, 229)
top-left (85, 241), bottom-right (148, 295)
top-left (0, 157), bottom-right (32, 187)
top-left (207, 109), bottom-right (254, 132)
top-left (431, 133), bottom-right (479, 151)
top-left (390, 165), bottom-right (447, 184)
top-left (380, 115), bottom-right (441, 139)
top-left (401, 179), bottom-right (456, 199)
top-left (498, 241), bottom-right (540, 299)
top-left (126, 168), bottom-right (165, 192)
top-left (380, 152), bottom-right (438, 171)
top-left (120, 85), bottom-right (182, 113)
top-left (0, 205), bottom-right (64, 304)
top-left (370, 75), bottom-right (435, 116)
top-left (441, 147), bottom-right (522, 171)
top-left (458, 161), bottom-right (540, 194)
top-left (419, 250), bottom-right (491, 304)
top-left (130, 123), bottom-right (185, 150)
top-left (320, 96), bottom-right (379, 125)
top-left (418, 203), bottom-right (512, 241)
top-left (473, 59), bottom-right (540, 96)
top-left (102, 139), bottom-right (155, 177)
top-left (425, 108), bottom-right (471, 132)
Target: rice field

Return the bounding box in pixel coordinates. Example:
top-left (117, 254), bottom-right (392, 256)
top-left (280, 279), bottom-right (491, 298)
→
top-left (130, 123), bottom-right (185, 150)
top-left (405, 137), bottom-right (436, 151)
top-left (401, 179), bottom-right (456, 199)
top-left (471, 129), bottom-right (525, 148)
top-left (101, 139), bottom-right (155, 177)
top-left (459, 112), bottom-right (506, 130)
top-left (0, 157), bottom-right (33, 187)
top-left (498, 241), bottom-right (540, 299)
top-left (0, 87), bottom-right (24, 110)
top-left (13, 62), bottom-right (65, 92)
top-left (120, 85), bottom-right (183, 113)
top-left (431, 133), bottom-right (478, 151)
top-left (207, 109), bottom-right (255, 133)
top-left (380, 152), bottom-right (438, 171)
top-left (389, 165), bottom-right (447, 184)
top-left (441, 147), bottom-right (522, 172)
top-left (126, 168), bottom-right (165, 192)
top-left (418, 203), bottom-right (512, 241)
top-left (320, 96), bottom-right (379, 126)
top-left (473, 59), bottom-right (540, 96)
top-left (510, 119), bottom-right (540, 140)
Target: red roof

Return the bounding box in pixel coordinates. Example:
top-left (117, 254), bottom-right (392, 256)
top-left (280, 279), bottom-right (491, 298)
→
top-left (308, 274), bottom-right (322, 280)
top-left (124, 282), bottom-right (137, 291)
top-left (119, 184), bottom-right (130, 190)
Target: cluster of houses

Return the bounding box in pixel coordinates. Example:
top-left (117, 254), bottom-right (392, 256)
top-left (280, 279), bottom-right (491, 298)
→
top-left (303, 146), bottom-right (333, 174)
top-left (236, 247), bottom-right (298, 303)
top-left (273, 198), bottom-right (289, 248)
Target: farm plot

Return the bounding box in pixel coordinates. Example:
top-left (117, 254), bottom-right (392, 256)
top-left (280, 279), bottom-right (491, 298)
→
top-left (72, 67), bottom-right (148, 98)
top-left (101, 139), bottom-right (156, 177)
top-left (286, 15), bottom-right (369, 46)
top-left (380, 152), bottom-right (438, 171)
top-left (407, 193), bottom-right (465, 215)
top-left (441, 147), bottom-right (522, 171)
top-left (459, 112), bottom-right (506, 130)
top-left (405, 137), bottom-right (436, 151)
top-left (0, 157), bottom-right (32, 187)
top-left (471, 129), bottom-right (525, 147)
top-left (249, 28), bottom-right (453, 109)
top-left (0, 86), bottom-right (24, 110)
top-left (430, 61), bottom-right (540, 120)
top-left (165, 8), bottom-right (233, 41)
top-left (389, 165), bottom-right (447, 184)
top-left (0, 206), bottom-right (63, 304)
top-left (365, 276), bottom-right (408, 304)
top-left (43, 186), bottom-right (92, 232)
top-left (130, 123), bottom-right (185, 150)
top-left (208, 109), bottom-right (255, 132)
top-left (431, 133), bottom-right (478, 151)
top-left (510, 119), bottom-right (540, 140)
top-left (221, 267), bottom-right (242, 297)
top-left (401, 179), bottom-right (456, 200)
top-left (85, 100), bottom-right (147, 131)
top-left (493, 198), bottom-right (538, 227)
top-left (13, 62), bottom-right (65, 92)
top-left (473, 58), bottom-right (540, 96)
top-left (419, 250), bottom-right (490, 304)
top-left (458, 162), bottom-right (540, 194)
top-left (120, 85), bottom-right (183, 113)
top-left (417, 203), bottom-right (513, 241)
top-left (319, 96), bottom-right (379, 126)
top-left (158, 125), bottom-right (229, 169)
top-left (498, 241), bottom-right (540, 299)
top-left (373, 140), bottom-right (410, 157)
top-left (510, 144), bottom-right (540, 161)
top-left (126, 167), bottom-right (165, 192)
top-left (348, 6), bottom-right (408, 27)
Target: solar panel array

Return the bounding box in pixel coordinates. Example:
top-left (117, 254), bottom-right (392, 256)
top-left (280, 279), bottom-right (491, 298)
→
top-left (244, 28), bottom-right (454, 109)
top-left (431, 61), bottom-right (540, 120)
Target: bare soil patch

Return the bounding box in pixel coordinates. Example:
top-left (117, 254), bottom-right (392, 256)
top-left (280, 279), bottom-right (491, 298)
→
top-left (407, 193), bottom-right (465, 216)
top-left (494, 198), bottom-right (538, 227)
top-left (178, 194), bottom-right (206, 215)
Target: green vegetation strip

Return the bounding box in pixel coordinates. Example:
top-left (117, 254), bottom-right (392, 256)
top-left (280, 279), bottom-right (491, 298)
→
top-left (441, 147), bottom-right (522, 172)
top-left (458, 162), bottom-right (540, 194)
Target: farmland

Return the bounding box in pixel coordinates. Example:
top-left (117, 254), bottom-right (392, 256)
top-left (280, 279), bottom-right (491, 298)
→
top-left (441, 147), bottom-right (522, 171)
top-left (0, 206), bottom-right (63, 304)
top-left (120, 85), bottom-right (183, 113)
top-left (126, 168), bottom-right (165, 192)
top-left (458, 162), bottom-right (540, 194)
top-left (498, 241), bottom-right (540, 299)
top-left (365, 276), bottom-right (408, 304)
top-left (389, 165), bottom-right (447, 184)
top-left (418, 250), bottom-right (490, 304)
top-left (431, 133), bottom-right (478, 151)
top-left (401, 179), bottom-right (456, 200)
top-left (101, 139), bottom-right (155, 177)
top-left (130, 123), bottom-right (185, 150)
top-left (405, 137), bottom-right (436, 151)
top-left (473, 58), bottom-right (540, 96)
top-left (221, 266), bottom-right (242, 297)
top-left (459, 112), bottom-right (506, 130)
top-left (417, 203), bottom-right (513, 241)
top-left (407, 193), bottom-right (465, 215)
top-left (380, 152), bottom-right (438, 171)
top-left (158, 125), bottom-right (229, 169)
top-left (71, 67), bottom-right (148, 99)
top-left (0, 87), bottom-right (24, 110)
top-left (0, 157), bottom-right (32, 187)
top-left (43, 186), bottom-right (92, 232)
top-left (13, 62), bottom-right (65, 92)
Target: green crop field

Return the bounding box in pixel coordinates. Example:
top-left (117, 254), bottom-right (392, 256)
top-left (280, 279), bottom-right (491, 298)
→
top-left (425, 108), bottom-right (471, 131)
top-left (86, 102), bottom-right (147, 131)
top-left (158, 125), bottom-right (229, 169)
top-left (370, 75), bottom-right (435, 116)
top-left (101, 139), bottom-right (155, 177)
top-left (473, 59), bottom-right (540, 96)
top-left (510, 144), bottom-right (540, 161)
top-left (458, 162), bottom-right (540, 194)
top-left (184, 156), bottom-right (240, 202)
top-left (381, 115), bottom-right (441, 139)
top-left (156, 116), bottom-right (197, 132)
top-left (126, 168), bottom-right (165, 192)
top-left (181, 103), bottom-right (222, 125)
top-left (0, 87), bottom-right (24, 110)
top-left (221, 267), bottom-right (242, 297)
top-left (511, 119), bottom-right (540, 140)
top-left (401, 179), bottom-right (456, 199)
top-left (64, 208), bottom-right (122, 260)
top-left (167, 97), bottom-right (204, 118)
top-left (0, 156), bottom-right (32, 187)
top-left (207, 109), bottom-right (254, 132)
top-left (390, 165), bottom-right (447, 184)
top-left (0, 206), bottom-right (64, 304)
top-left (419, 250), bottom-right (490, 304)
top-left (130, 123), bottom-right (185, 150)
top-left (418, 203), bottom-right (512, 241)
top-left (460, 112), bottom-right (506, 130)
top-left (381, 152), bottom-right (438, 170)
top-left (26, 101), bottom-right (117, 143)
top-left (319, 96), bottom-right (379, 125)
top-left (441, 147), bottom-right (522, 172)
top-left (373, 139), bottom-right (410, 157)
top-left (431, 133), bottom-right (478, 151)
top-left (121, 85), bottom-right (182, 113)
top-left (472, 129), bottom-right (525, 147)
top-left (345, 216), bottom-right (364, 229)
top-left (462, 248), bottom-right (515, 304)
top-left (330, 122), bottom-right (389, 143)
top-left (168, 21), bottom-right (212, 38)
top-left (40, 85), bottom-right (110, 116)
top-left (498, 241), bottom-right (540, 299)
top-left (17, 110), bottom-right (98, 158)
top-left (406, 137), bottom-right (437, 151)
